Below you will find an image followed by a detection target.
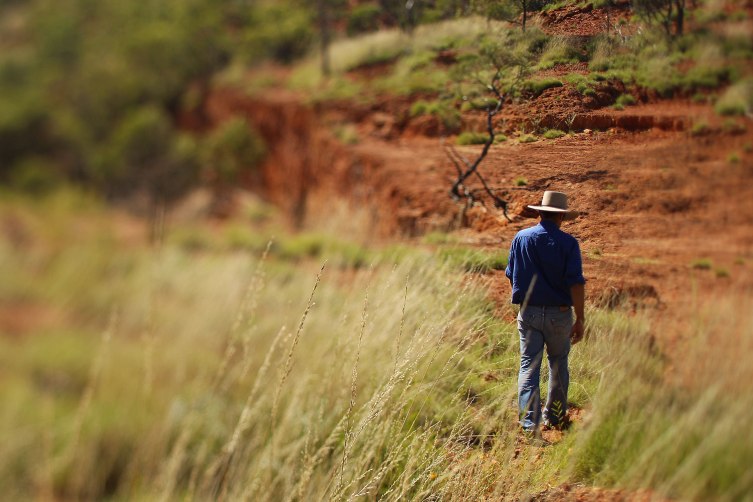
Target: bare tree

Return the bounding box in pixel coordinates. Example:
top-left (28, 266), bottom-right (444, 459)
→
top-left (446, 33), bottom-right (533, 222)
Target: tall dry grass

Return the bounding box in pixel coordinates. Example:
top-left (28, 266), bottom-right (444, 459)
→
top-left (1, 191), bottom-right (752, 501)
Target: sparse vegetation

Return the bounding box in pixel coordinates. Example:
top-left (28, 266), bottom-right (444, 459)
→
top-left (692, 258), bottom-right (713, 270)
top-left (524, 77), bottom-right (564, 97)
top-left (519, 133), bottom-right (538, 143)
top-left (456, 131), bottom-right (490, 145)
top-left (615, 94), bottom-right (637, 107)
top-left (715, 79), bottom-right (753, 116)
top-left (543, 129), bottom-right (567, 139)
top-left (411, 100), bottom-right (461, 132)
top-left (691, 121), bottom-right (710, 136)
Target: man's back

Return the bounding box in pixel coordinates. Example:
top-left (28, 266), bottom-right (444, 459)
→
top-left (505, 220), bottom-right (584, 306)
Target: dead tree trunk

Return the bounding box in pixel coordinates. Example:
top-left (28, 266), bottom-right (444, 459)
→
top-left (448, 76), bottom-right (512, 222)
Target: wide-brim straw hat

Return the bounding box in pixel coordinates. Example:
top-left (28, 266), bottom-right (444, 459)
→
top-left (527, 190), bottom-right (579, 220)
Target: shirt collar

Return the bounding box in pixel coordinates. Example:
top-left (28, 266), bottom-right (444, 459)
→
top-left (539, 220), bottom-right (560, 232)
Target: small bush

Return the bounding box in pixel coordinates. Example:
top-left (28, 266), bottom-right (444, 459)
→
top-left (202, 117), bottom-right (266, 183)
top-left (518, 134), bottom-right (538, 144)
top-left (728, 153), bottom-right (740, 164)
top-left (456, 131), bottom-right (489, 145)
top-left (715, 268), bottom-right (730, 279)
top-left (691, 121), bottom-right (710, 136)
top-left (613, 103), bottom-right (625, 111)
top-left (410, 100), bottom-right (430, 117)
top-left (460, 98), bottom-right (499, 112)
top-left (543, 129), bottom-right (566, 140)
top-left (615, 94), bottom-right (636, 107)
top-left (524, 78), bottom-right (563, 97)
top-left (494, 134), bottom-right (507, 143)
top-left (346, 4), bottom-right (381, 36)
top-left (514, 177), bottom-right (528, 186)
top-left (715, 80), bottom-right (753, 116)
top-left (722, 119), bottom-right (746, 135)
top-left (333, 124), bottom-right (359, 145)
top-left (9, 157), bottom-right (63, 195)
top-left (691, 258), bottom-right (713, 270)
top-left (411, 100), bottom-right (461, 132)
top-left (537, 36), bottom-right (583, 70)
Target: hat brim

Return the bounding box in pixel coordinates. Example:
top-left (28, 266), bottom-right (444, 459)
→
top-left (527, 205), bottom-right (579, 221)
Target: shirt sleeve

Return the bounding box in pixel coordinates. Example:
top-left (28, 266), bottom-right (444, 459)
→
top-left (505, 239), bottom-right (515, 281)
top-left (565, 240), bottom-right (586, 287)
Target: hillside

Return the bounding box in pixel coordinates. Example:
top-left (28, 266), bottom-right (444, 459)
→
top-left (191, 2), bottom-right (753, 315)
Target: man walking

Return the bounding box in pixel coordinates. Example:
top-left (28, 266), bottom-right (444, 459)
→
top-left (505, 191), bottom-right (585, 434)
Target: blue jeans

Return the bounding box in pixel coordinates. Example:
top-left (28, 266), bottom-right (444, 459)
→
top-left (517, 305), bottom-right (572, 431)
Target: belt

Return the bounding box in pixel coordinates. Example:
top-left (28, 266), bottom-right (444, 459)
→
top-left (524, 305), bottom-right (571, 311)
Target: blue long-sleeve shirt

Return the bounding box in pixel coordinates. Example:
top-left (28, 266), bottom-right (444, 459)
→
top-left (505, 220), bottom-right (585, 306)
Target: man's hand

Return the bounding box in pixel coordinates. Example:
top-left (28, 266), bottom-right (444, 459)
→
top-left (570, 318), bottom-right (584, 344)
top-left (570, 283), bottom-right (585, 345)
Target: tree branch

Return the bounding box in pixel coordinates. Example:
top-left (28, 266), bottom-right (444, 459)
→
top-left (448, 75), bottom-right (512, 222)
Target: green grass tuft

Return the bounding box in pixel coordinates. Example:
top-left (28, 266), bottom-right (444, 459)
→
top-left (456, 131), bottom-right (490, 145)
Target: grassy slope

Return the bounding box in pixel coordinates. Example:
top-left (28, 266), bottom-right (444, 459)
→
top-left (1, 191), bottom-right (752, 500)
top-left (275, 6), bottom-right (752, 129)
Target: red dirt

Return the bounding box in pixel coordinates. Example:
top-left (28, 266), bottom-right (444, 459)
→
top-left (195, 86), bottom-right (753, 316)
top-left (528, 484), bottom-right (670, 502)
top-left (538, 1), bottom-right (634, 37)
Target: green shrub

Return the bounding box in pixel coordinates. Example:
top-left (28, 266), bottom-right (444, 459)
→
top-left (346, 3), bottom-right (381, 36)
top-left (537, 36), bottom-right (584, 70)
top-left (728, 153), bottom-right (740, 164)
top-left (518, 134), bottom-right (538, 144)
top-left (691, 121), bottom-right (710, 136)
top-left (410, 100), bottom-right (430, 117)
top-left (202, 117), bottom-right (266, 183)
top-left (333, 124), bottom-right (360, 145)
top-left (98, 106), bottom-right (200, 202)
top-left (543, 129), bottom-right (566, 139)
top-left (615, 94), bottom-right (637, 107)
top-left (523, 78), bottom-right (563, 96)
top-left (692, 258), bottom-right (713, 270)
top-left (410, 99), bottom-right (461, 131)
top-left (456, 131), bottom-right (489, 145)
top-left (715, 80), bottom-right (753, 116)
top-left (9, 157), bottom-right (63, 195)
top-left (243, 5), bottom-right (313, 63)
top-left (514, 177), bottom-right (528, 186)
top-left (722, 119), bottom-right (746, 135)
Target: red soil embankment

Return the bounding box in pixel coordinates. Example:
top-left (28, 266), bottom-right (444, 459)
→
top-left (190, 86), bottom-right (753, 313)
